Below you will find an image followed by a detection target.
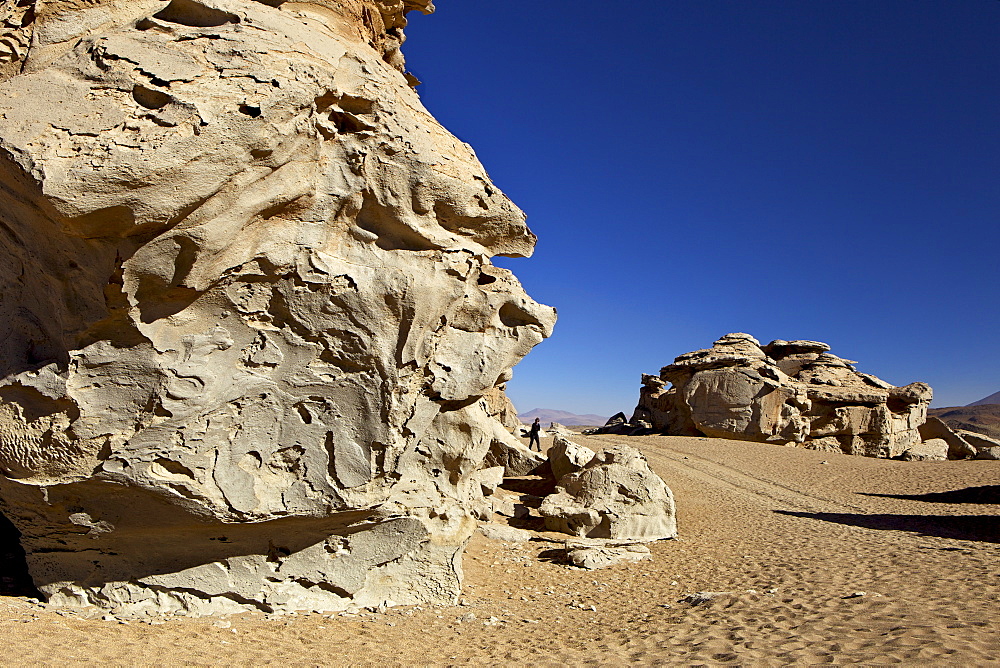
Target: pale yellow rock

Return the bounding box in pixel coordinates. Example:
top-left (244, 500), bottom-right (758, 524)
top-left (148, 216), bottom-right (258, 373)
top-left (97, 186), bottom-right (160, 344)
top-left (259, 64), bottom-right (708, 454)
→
top-left (634, 334), bottom-right (932, 459)
top-left (482, 384), bottom-right (521, 432)
top-left (0, 0), bottom-right (554, 616)
top-left (540, 444), bottom-right (677, 541)
top-left (547, 435), bottom-right (596, 481)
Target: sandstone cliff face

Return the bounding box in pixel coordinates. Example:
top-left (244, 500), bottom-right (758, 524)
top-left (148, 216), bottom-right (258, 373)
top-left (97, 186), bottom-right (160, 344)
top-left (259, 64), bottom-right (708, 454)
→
top-left (0, 0), bottom-right (555, 615)
top-left (633, 334), bottom-right (931, 459)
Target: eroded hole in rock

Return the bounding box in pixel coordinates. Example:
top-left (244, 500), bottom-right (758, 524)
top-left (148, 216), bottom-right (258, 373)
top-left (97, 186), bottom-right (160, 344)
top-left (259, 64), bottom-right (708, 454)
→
top-left (328, 110), bottom-right (370, 134)
top-left (499, 302), bottom-right (542, 329)
top-left (67, 204), bottom-right (136, 238)
top-left (132, 84), bottom-right (171, 110)
top-left (324, 432), bottom-right (337, 480)
top-left (137, 285), bottom-right (201, 323)
top-left (151, 457), bottom-right (196, 478)
top-left (0, 384), bottom-right (78, 424)
top-left (169, 235), bottom-right (198, 288)
top-left (153, 0), bottom-right (240, 27)
top-left (337, 95), bottom-right (374, 116)
top-left (0, 512), bottom-right (39, 598)
top-left (432, 200), bottom-right (488, 239)
top-left (886, 396), bottom-right (909, 414)
top-left (243, 451), bottom-right (263, 469)
top-left (295, 403), bottom-right (313, 424)
top-left (477, 273), bottom-right (497, 286)
top-left (267, 543), bottom-right (291, 562)
top-left (239, 104), bottom-right (262, 118)
top-left (356, 191), bottom-right (438, 252)
top-left (25, 338), bottom-right (60, 366)
top-left (314, 93), bottom-right (375, 139)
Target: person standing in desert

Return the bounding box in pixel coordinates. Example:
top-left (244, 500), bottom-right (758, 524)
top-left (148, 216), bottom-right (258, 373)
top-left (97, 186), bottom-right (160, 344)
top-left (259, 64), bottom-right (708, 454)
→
top-left (528, 418), bottom-right (542, 451)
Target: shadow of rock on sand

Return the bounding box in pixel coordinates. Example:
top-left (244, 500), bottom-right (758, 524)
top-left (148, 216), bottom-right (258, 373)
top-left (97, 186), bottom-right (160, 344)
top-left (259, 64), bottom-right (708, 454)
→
top-left (775, 510), bottom-right (1000, 543)
top-left (858, 486), bottom-right (1000, 504)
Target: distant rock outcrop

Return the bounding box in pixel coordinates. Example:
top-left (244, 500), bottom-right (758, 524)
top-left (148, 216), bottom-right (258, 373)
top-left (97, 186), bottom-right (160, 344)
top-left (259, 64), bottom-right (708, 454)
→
top-left (625, 334), bottom-right (948, 459)
top-left (0, 0), bottom-right (556, 616)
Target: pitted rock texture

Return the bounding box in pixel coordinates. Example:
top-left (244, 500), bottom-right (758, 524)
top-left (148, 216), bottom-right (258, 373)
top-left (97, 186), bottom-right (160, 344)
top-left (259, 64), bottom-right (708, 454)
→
top-left (631, 334), bottom-right (935, 459)
top-left (0, 0), bottom-right (555, 616)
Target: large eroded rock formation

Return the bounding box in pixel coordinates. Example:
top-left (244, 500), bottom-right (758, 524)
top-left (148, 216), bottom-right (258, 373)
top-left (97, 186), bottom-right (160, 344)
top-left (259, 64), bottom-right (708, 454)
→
top-left (0, 0), bottom-right (555, 615)
top-left (631, 334), bottom-right (936, 459)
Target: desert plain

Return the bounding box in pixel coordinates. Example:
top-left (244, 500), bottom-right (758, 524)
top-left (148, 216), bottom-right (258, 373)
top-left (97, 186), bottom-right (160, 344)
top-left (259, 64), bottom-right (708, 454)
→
top-left (0, 431), bottom-right (996, 665)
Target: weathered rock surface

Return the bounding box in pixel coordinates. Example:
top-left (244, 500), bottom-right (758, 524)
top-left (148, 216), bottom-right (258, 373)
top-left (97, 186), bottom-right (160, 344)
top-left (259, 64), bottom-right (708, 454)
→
top-left (483, 431), bottom-right (546, 476)
top-left (630, 334), bottom-right (940, 459)
top-left (583, 411), bottom-right (651, 436)
top-left (919, 417), bottom-right (978, 460)
top-left (956, 430), bottom-right (1000, 460)
top-left (478, 523), bottom-right (531, 543)
top-left (0, 0), bottom-right (555, 616)
top-left (539, 445), bottom-right (677, 541)
top-left (900, 439), bottom-right (948, 462)
top-left (473, 466), bottom-right (505, 497)
top-left (547, 435), bottom-right (595, 481)
top-left (975, 446), bottom-right (1000, 461)
top-left (483, 385), bottom-right (521, 432)
top-left (547, 422), bottom-right (574, 438)
top-left (563, 538), bottom-right (651, 570)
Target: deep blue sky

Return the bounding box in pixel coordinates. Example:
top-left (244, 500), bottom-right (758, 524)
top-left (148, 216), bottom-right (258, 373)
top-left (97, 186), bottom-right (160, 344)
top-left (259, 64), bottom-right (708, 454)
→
top-left (405, 1), bottom-right (1000, 416)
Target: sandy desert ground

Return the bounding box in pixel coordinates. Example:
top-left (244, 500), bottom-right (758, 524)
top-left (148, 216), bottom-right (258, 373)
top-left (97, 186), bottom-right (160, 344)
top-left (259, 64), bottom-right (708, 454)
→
top-left (0, 433), bottom-right (996, 665)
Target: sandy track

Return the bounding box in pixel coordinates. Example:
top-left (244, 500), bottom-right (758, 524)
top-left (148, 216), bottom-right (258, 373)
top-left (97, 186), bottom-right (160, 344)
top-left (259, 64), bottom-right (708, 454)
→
top-left (630, 437), bottom-right (869, 514)
top-left (0, 434), bottom-right (997, 665)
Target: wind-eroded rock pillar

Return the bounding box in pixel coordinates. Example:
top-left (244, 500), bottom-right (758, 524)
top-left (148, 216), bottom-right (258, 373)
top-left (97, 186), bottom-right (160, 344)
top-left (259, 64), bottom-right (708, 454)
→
top-left (0, 0), bottom-right (555, 615)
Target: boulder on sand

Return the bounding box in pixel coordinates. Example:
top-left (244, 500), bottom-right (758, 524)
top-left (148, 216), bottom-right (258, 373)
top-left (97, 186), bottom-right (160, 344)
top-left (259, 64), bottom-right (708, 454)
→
top-left (919, 417), bottom-right (977, 460)
top-left (956, 430), bottom-right (1000, 460)
top-left (548, 422), bottom-right (574, 437)
top-left (564, 538), bottom-right (652, 570)
top-left (479, 523), bottom-right (532, 543)
top-left (539, 445), bottom-right (677, 541)
top-left (900, 439), bottom-right (948, 461)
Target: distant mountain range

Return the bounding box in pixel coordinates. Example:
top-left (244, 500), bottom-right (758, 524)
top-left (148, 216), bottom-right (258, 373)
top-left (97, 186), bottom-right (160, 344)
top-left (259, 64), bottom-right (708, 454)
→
top-left (517, 408), bottom-right (609, 426)
top-left (968, 390), bottom-right (1000, 406)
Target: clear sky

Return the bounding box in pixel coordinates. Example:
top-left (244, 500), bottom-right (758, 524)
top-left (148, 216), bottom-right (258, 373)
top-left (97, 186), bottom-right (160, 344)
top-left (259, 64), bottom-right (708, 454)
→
top-left (404, 1), bottom-right (1000, 417)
